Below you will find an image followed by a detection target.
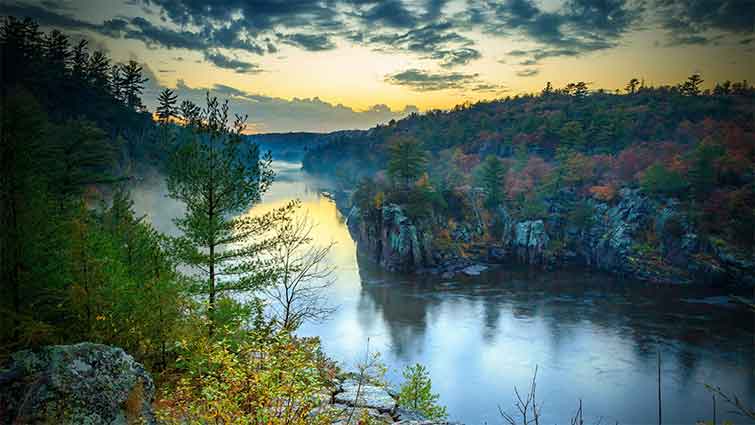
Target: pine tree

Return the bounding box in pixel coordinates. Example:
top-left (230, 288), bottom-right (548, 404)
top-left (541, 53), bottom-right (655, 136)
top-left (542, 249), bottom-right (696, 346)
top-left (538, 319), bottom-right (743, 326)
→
top-left (156, 88), bottom-right (178, 124)
top-left (681, 73), bottom-right (703, 96)
top-left (478, 155), bottom-right (506, 208)
top-left (87, 51), bottom-right (111, 94)
top-left (397, 363), bottom-right (448, 421)
top-left (387, 135), bottom-right (427, 189)
top-left (166, 94), bottom-right (291, 336)
top-left (119, 60), bottom-right (148, 111)
top-left (71, 39), bottom-right (89, 83)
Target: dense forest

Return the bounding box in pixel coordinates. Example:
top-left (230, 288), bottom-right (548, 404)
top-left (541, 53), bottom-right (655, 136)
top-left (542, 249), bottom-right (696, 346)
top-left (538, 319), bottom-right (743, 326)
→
top-left (0, 16), bottom-right (459, 424)
top-left (304, 75), bottom-right (754, 284)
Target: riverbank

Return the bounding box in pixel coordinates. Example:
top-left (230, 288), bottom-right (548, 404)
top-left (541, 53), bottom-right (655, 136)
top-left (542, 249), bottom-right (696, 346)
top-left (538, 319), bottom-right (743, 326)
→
top-left (334, 185), bottom-right (754, 287)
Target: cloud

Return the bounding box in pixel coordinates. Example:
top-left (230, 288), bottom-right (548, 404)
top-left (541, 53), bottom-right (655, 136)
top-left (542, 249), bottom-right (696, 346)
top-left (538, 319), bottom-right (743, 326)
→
top-left (358, 0), bottom-right (418, 29)
top-left (203, 52), bottom-right (261, 73)
top-left (384, 68), bottom-right (481, 91)
top-left (433, 47), bottom-right (482, 67)
top-left (657, 0), bottom-right (754, 45)
top-left (516, 68), bottom-right (540, 77)
top-left (362, 21), bottom-right (481, 67)
top-left (473, 0), bottom-right (641, 63)
top-left (278, 33), bottom-right (336, 51)
top-left (139, 66), bottom-right (419, 133)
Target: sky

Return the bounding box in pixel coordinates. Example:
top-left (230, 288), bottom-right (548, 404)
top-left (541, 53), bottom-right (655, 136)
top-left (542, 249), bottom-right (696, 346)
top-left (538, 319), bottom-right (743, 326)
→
top-left (2, 0), bottom-right (753, 133)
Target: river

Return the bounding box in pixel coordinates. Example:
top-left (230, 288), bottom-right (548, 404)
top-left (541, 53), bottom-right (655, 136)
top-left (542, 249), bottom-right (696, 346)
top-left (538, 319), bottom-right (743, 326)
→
top-left (142, 159), bottom-right (754, 424)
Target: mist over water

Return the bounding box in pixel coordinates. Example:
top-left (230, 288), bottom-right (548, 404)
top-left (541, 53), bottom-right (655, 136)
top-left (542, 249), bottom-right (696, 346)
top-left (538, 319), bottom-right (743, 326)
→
top-left (137, 159), bottom-right (754, 425)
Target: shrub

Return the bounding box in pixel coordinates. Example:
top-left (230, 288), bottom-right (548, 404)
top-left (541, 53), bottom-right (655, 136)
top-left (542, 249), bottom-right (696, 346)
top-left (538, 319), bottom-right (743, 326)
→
top-left (158, 328), bottom-right (335, 425)
top-left (397, 363), bottom-right (448, 421)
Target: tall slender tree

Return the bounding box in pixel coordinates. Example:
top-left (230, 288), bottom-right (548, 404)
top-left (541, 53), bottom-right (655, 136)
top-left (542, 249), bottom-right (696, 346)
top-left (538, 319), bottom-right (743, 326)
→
top-left (387, 135), bottom-right (427, 190)
top-left (167, 93), bottom-right (292, 335)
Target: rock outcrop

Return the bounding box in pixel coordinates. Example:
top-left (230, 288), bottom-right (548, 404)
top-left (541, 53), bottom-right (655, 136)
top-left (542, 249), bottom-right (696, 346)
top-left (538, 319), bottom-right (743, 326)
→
top-left (345, 188), bottom-right (753, 285)
top-left (348, 204), bottom-right (434, 272)
top-left (0, 343), bottom-right (155, 425)
top-left (513, 220), bottom-right (550, 264)
top-left (334, 379), bottom-right (398, 413)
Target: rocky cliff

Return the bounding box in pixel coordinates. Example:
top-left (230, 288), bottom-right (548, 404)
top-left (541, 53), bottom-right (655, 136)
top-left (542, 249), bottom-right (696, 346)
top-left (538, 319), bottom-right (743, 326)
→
top-left (0, 343), bottom-right (156, 425)
top-left (347, 204), bottom-right (436, 273)
top-left (345, 189), bottom-right (754, 286)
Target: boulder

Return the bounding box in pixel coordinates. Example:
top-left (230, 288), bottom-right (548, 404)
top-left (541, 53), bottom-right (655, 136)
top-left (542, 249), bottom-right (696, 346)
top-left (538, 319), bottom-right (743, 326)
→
top-left (461, 264), bottom-right (488, 276)
top-left (334, 379), bottom-right (397, 413)
top-left (0, 342), bottom-right (155, 425)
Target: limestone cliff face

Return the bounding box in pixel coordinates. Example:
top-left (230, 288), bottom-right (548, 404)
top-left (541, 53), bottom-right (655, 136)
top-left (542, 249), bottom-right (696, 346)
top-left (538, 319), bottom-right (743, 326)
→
top-left (347, 204), bottom-right (434, 273)
top-left (346, 189), bottom-right (753, 286)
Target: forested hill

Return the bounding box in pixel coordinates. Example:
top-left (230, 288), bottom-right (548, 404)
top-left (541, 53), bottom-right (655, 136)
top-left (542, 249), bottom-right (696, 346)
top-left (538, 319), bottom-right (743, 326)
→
top-left (303, 78), bottom-right (755, 283)
top-left (0, 17), bottom-right (165, 177)
top-left (248, 130), bottom-right (364, 162)
top-left (303, 79), bottom-right (754, 184)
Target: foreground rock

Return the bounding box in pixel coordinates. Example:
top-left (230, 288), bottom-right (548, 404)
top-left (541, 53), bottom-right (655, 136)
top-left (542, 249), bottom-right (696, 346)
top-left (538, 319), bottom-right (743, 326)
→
top-left (0, 342), bottom-right (155, 425)
top-left (334, 379), bottom-right (398, 413)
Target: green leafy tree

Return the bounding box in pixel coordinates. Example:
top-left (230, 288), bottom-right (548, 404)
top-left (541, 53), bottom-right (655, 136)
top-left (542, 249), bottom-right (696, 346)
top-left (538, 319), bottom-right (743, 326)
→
top-left (641, 163), bottom-right (687, 195)
top-left (559, 121), bottom-right (585, 149)
top-left (166, 93), bottom-right (291, 335)
top-left (688, 139), bottom-right (724, 198)
top-left (477, 155), bottom-right (506, 208)
top-left (398, 363), bottom-right (448, 421)
top-left (387, 135), bottom-right (427, 189)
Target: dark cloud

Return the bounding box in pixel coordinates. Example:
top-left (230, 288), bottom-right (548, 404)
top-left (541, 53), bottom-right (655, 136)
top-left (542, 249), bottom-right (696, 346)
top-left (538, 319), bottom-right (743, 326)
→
top-left (475, 0), bottom-right (641, 63)
top-left (516, 68), bottom-right (540, 77)
top-left (657, 0), bottom-right (754, 46)
top-left (358, 0), bottom-right (418, 28)
top-left (384, 68), bottom-right (480, 91)
top-left (362, 21), bottom-right (480, 67)
top-left (203, 52), bottom-right (262, 73)
top-left (5, 0), bottom-right (752, 74)
top-left (278, 33), bottom-right (336, 51)
top-left (0, 2), bottom-right (100, 31)
top-left (433, 46), bottom-right (482, 67)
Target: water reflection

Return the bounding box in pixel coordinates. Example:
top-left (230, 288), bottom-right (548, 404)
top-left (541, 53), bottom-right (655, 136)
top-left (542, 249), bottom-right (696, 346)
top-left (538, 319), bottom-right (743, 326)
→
top-left (255, 161), bottom-right (753, 425)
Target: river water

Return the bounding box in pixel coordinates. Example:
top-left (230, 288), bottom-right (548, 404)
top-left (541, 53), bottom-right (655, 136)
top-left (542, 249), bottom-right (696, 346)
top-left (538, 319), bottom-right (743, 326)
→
top-left (197, 160), bottom-right (754, 424)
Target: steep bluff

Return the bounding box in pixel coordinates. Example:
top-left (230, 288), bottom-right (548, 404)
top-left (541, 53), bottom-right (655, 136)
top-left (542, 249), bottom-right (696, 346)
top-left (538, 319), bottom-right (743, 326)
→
top-left (345, 189), bottom-right (754, 286)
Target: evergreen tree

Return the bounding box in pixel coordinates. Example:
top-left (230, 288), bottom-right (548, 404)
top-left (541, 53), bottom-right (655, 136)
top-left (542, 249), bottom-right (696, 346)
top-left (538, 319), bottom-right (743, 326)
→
top-left (478, 155), bottom-right (506, 208)
top-left (156, 88), bottom-right (178, 124)
top-left (398, 363), bottom-right (448, 421)
top-left (681, 73), bottom-right (703, 96)
top-left (119, 60), bottom-right (148, 111)
top-left (87, 51), bottom-right (111, 94)
top-left (387, 135), bottom-right (427, 189)
top-left (641, 162), bottom-right (687, 195)
top-left (166, 93), bottom-right (290, 335)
